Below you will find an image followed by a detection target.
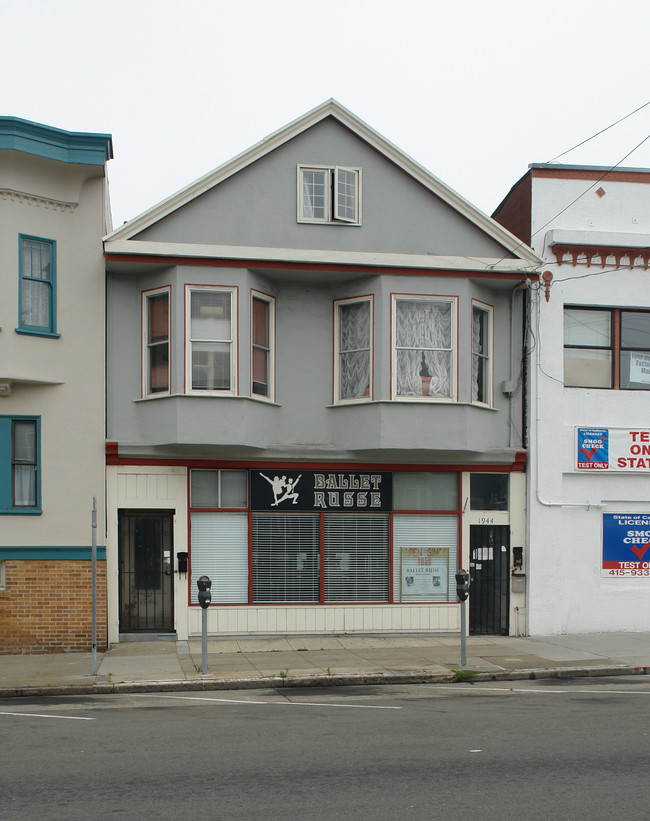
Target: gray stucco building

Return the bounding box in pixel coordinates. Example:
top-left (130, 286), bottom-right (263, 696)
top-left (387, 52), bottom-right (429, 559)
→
top-left (104, 101), bottom-right (540, 643)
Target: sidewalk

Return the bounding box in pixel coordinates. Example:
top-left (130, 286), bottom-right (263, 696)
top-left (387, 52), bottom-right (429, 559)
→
top-left (1, 632), bottom-right (648, 698)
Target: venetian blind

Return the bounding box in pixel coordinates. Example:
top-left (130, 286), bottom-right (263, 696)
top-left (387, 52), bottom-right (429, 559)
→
top-left (324, 514), bottom-right (389, 602)
top-left (252, 513), bottom-right (320, 603)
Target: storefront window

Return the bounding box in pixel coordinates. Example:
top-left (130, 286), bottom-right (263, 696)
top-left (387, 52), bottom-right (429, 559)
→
top-left (392, 514), bottom-right (459, 602)
top-left (191, 512), bottom-right (248, 604)
top-left (470, 474), bottom-right (508, 510)
top-left (252, 513), bottom-right (320, 603)
top-left (393, 472), bottom-right (457, 510)
top-left (187, 468), bottom-right (466, 607)
top-left (324, 514), bottom-right (389, 602)
top-left (190, 469), bottom-right (247, 508)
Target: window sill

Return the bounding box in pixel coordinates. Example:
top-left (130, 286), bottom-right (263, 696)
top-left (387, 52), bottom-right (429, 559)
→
top-left (328, 398), bottom-right (375, 407)
top-left (15, 328), bottom-right (60, 339)
top-left (0, 508), bottom-right (42, 515)
top-left (297, 218), bottom-right (362, 227)
top-left (134, 393), bottom-right (281, 406)
top-left (328, 399), bottom-right (497, 410)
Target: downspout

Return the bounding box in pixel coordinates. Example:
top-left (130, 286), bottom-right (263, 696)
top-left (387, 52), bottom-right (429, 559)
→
top-left (509, 281), bottom-right (527, 449)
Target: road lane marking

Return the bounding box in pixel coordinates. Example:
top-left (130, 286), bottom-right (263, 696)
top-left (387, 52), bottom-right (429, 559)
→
top-left (138, 694), bottom-right (401, 710)
top-left (0, 711), bottom-right (95, 721)
top-left (432, 685), bottom-right (650, 695)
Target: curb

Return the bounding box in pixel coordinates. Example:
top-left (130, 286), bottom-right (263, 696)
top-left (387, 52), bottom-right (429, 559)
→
top-left (0, 664), bottom-right (646, 699)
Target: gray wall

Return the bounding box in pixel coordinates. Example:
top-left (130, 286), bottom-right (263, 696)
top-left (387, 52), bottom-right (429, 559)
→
top-left (106, 264), bottom-right (524, 463)
top-left (136, 118), bottom-right (510, 259)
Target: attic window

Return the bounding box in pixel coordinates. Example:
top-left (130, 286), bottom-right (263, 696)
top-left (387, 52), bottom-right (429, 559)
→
top-left (298, 165), bottom-right (361, 225)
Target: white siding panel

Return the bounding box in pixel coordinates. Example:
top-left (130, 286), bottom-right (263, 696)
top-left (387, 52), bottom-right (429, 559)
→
top-left (189, 604), bottom-right (459, 636)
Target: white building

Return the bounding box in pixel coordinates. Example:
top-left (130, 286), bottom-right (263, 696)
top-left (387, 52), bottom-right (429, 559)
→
top-left (494, 163), bottom-right (650, 634)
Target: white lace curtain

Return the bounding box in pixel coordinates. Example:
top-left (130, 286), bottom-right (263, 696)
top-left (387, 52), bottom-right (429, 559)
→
top-left (395, 300), bottom-right (452, 397)
top-left (339, 301), bottom-right (371, 399)
top-left (472, 307), bottom-right (489, 402)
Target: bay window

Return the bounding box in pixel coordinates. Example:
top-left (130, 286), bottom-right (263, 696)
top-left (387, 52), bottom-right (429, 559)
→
top-left (18, 235), bottom-right (57, 337)
top-left (143, 287), bottom-right (170, 396)
top-left (392, 295), bottom-right (457, 400)
top-left (251, 292), bottom-right (275, 399)
top-left (334, 296), bottom-right (372, 402)
top-left (472, 302), bottom-right (492, 405)
top-left (0, 416), bottom-right (40, 513)
top-left (186, 286), bottom-right (237, 393)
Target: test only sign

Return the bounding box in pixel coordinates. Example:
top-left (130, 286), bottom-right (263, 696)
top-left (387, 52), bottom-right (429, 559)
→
top-left (400, 547), bottom-right (449, 601)
top-left (602, 514), bottom-right (650, 577)
top-left (577, 427), bottom-right (650, 471)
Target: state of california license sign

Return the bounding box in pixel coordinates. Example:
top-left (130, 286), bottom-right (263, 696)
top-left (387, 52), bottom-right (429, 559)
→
top-left (602, 513), bottom-right (650, 577)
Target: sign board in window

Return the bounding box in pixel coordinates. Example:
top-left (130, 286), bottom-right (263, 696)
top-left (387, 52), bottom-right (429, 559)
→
top-left (400, 546), bottom-right (449, 601)
top-left (602, 513), bottom-right (650, 577)
top-left (629, 352), bottom-right (650, 384)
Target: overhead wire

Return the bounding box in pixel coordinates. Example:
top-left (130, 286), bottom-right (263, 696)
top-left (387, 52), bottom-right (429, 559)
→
top-left (546, 100), bottom-right (650, 163)
top-left (488, 119), bottom-right (650, 272)
top-left (531, 131), bottom-right (650, 241)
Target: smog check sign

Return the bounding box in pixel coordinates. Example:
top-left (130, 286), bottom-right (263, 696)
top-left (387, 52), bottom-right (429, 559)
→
top-left (602, 514), bottom-right (650, 577)
top-left (577, 428), bottom-right (609, 469)
top-left (577, 427), bottom-right (650, 471)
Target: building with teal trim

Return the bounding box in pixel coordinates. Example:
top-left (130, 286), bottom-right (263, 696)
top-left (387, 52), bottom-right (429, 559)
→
top-left (0, 117), bottom-right (112, 653)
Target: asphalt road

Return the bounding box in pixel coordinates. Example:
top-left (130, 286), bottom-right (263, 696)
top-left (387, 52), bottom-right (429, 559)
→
top-left (1, 676), bottom-right (649, 820)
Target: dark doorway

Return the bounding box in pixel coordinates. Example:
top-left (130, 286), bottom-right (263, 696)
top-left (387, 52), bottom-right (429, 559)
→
top-left (118, 510), bottom-right (174, 632)
top-left (469, 524), bottom-right (510, 635)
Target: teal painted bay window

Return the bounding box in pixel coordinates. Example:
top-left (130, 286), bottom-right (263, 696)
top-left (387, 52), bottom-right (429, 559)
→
top-left (18, 235), bottom-right (59, 337)
top-left (0, 416), bottom-right (40, 513)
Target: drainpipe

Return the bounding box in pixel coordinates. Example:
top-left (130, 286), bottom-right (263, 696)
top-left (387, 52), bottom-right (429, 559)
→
top-left (509, 282), bottom-right (527, 449)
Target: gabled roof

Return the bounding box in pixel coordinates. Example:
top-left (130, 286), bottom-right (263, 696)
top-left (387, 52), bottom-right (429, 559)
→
top-left (104, 100), bottom-right (540, 266)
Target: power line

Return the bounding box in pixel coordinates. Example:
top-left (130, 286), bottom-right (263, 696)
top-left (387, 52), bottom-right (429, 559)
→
top-left (531, 131), bottom-right (650, 240)
top-left (546, 100), bottom-right (650, 163)
top-left (490, 104), bottom-right (650, 270)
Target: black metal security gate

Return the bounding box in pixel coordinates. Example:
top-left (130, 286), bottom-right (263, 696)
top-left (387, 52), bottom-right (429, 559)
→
top-left (118, 510), bottom-right (174, 632)
top-left (469, 524), bottom-right (510, 635)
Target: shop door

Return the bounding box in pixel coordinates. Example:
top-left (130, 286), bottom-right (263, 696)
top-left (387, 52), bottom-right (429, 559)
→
top-left (469, 525), bottom-right (509, 635)
top-left (118, 510), bottom-right (174, 633)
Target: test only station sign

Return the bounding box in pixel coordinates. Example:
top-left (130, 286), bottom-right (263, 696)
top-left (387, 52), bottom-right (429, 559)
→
top-left (577, 427), bottom-right (650, 471)
top-left (602, 514), bottom-right (650, 577)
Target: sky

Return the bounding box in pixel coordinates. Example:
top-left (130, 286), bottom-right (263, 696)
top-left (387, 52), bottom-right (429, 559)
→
top-left (4, 0), bottom-right (650, 229)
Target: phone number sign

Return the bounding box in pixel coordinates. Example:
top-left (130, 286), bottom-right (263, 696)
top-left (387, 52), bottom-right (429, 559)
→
top-left (602, 513), bottom-right (650, 577)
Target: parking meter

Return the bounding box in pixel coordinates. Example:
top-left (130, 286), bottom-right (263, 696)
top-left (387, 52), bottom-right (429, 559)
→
top-left (455, 569), bottom-right (470, 602)
top-left (197, 575), bottom-right (212, 609)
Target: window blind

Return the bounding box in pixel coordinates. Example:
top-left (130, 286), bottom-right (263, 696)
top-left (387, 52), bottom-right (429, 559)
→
top-left (392, 515), bottom-right (458, 603)
top-left (190, 512), bottom-right (248, 604)
top-left (324, 514), bottom-right (389, 602)
top-left (252, 513), bottom-right (320, 603)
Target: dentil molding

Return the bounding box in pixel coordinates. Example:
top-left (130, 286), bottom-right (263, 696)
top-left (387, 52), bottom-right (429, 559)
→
top-left (0, 188), bottom-right (77, 213)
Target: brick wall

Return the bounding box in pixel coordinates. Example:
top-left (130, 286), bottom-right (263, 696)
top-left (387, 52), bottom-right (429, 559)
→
top-left (0, 560), bottom-right (107, 654)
